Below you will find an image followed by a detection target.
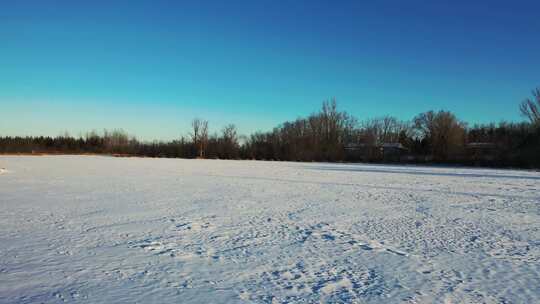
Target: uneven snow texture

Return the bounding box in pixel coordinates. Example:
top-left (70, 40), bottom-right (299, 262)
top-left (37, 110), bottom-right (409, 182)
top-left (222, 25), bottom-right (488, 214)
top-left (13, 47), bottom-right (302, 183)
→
top-left (0, 156), bottom-right (539, 303)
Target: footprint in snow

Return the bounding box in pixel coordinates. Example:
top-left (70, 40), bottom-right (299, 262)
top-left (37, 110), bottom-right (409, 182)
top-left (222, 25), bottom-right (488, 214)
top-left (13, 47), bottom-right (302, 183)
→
top-left (352, 240), bottom-right (408, 256)
top-left (173, 220), bottom-right (212, 232)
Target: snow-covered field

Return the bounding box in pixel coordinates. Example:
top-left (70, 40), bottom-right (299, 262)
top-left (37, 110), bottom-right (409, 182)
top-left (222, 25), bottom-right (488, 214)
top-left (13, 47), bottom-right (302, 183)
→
top-left (0, 156), bottom-right (539, 303)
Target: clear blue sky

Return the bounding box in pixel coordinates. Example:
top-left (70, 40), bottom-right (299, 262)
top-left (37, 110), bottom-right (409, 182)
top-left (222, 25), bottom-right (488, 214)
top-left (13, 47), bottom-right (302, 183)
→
top-left (1, 0), bottom-right (539, 140)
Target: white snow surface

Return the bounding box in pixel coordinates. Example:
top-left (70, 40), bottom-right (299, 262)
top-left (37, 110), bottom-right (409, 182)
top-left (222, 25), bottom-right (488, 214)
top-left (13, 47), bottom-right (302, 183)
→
top-left (0, 156), bottom-right (539, 303)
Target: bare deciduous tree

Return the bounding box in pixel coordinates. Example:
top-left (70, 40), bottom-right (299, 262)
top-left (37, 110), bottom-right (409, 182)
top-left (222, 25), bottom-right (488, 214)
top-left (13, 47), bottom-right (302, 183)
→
top-left (191, 118), bottom-right (209, 158)
top-left (361, 116), bottom-right (412, 146)
top-left (200, 120), bottom-right (209, 158)
top-left (191, 119), bottom-right (200, 143)
top-left (520, 88), bottom-right (540, 126)
top-left (414, 110), bottom-right (466, 161)
top-left (221, 124), bottom-right (238, 158)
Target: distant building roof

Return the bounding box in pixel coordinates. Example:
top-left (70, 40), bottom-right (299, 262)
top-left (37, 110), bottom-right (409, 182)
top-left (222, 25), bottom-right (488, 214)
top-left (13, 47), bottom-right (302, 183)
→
top-left (344, 143), bottom-right (407, 150)
top-left (466, 142), bottom-right (496, 149)
top-left (381, 143), bottom-right (406, 149)
top-left (344, 143), bottom-right (373, 150)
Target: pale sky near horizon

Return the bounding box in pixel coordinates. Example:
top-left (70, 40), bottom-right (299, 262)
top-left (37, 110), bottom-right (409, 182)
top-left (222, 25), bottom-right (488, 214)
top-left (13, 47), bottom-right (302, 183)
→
top-left (1, 0), bottom-right (539, 140)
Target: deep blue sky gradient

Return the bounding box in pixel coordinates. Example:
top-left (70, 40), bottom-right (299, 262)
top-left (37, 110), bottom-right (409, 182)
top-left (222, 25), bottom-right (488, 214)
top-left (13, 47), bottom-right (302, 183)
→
top-left (1, 0), bottom-right (539, 140)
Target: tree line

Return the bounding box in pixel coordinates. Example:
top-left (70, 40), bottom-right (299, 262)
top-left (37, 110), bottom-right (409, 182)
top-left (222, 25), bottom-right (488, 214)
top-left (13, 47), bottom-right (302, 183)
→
top-left (1, 88), bottom-right (539, 168)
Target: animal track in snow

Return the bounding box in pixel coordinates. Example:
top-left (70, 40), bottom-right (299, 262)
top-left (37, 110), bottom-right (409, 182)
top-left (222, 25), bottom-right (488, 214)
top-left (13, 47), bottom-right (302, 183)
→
top-left (295, 222), bottom-right (409, 257)
top-left (243, 258), bottom-right (390, 303)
